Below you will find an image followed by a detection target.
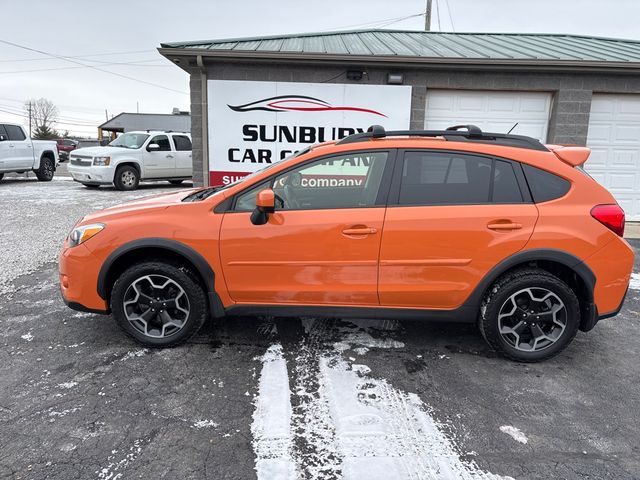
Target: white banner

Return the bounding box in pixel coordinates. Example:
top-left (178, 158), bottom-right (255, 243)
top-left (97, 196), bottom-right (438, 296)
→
top-left (207, 80), bottom-right (412, 185)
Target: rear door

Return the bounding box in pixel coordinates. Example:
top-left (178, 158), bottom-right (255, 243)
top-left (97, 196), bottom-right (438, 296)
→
top-left (0, 125), bottom-right (9, 170)
top-left (4, 125), bottom-right (33, 169)
top-left (171, 134), bottom-right (192, 177)
top-left (143, 134), bottom-right (175, 178)
top-left (378, 149), bottom-right (538, 309)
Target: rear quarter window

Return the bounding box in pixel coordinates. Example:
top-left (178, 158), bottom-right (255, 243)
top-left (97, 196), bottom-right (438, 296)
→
top-left (522, 164), bottom-right (571, 203)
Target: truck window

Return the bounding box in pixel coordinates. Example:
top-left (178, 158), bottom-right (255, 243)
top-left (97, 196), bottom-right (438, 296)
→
top-left (149, 135), bottom-right (171, 151)
top-left (5, 125), bottom-right (26, 141)
top-left (172, 135), bottom-right (192, 151)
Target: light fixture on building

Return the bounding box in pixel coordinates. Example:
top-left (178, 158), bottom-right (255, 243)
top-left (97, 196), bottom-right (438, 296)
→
top-left (387, 73), bottom-right (404, 85)
top-left (346, 70), bottom-right (365, 81)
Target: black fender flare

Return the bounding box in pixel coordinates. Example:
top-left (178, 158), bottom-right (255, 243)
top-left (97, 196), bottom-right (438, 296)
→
top-left (97, 238), bottom-right (225, 318)
top-left (463, 248), bottom-right (596, 309)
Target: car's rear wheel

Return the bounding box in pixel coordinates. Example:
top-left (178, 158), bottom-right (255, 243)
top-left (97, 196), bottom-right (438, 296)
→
top-left (34, 157), bottom-right (55, 181)
top-left (114, 165), bottom-right (139, 191)
top-left (479, 268), bottom-right (580, 362)
top-left (110, 261), bottom-right (208, 347)
top-left (168, 179), bottom-right (184, 185)
top-left (82, 184), bottom-right (100, 189)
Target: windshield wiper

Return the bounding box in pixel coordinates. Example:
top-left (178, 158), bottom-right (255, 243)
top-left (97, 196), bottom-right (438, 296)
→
top-left (182, 186), bottom-right (222, 202)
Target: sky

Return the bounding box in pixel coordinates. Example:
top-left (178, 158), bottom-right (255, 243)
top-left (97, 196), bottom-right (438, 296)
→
top-left (1, 0), bottom-right (640, 137)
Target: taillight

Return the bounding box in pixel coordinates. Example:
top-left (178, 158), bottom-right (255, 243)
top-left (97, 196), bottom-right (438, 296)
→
top-left (591, 204), bottom-right (625, 237)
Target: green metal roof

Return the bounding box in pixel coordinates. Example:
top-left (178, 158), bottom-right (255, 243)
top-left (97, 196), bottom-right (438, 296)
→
top-left (160, 29), bottom-right (640, 63)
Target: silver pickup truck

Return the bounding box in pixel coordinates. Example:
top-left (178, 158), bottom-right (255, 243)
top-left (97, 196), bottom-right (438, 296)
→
top-left (0, 123), bottom-right (59, 182)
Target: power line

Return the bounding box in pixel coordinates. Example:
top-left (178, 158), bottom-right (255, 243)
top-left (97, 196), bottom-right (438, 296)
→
top-left (0, 103), bottom-right (101, 126)
top-left (435, 0), bottom-right (442, 31)
top-left (0, 107), bottom-right (99, 129)
top-left (444, 0), bottom-right (455, 31)
top-left (0, 39), bottom-right (187, 95)
top-left (321, 11), bottom-right (426, 32)
top-left (0, 59), bottom-right (172, 75)
top-left (0, 49), bottom-right (153, 63)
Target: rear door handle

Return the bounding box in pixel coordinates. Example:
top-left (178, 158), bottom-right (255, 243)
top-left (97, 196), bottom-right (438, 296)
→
top-left (166, 154), bottom-right (174, 158)
top-left (342, 226), bottom-right (378, 236)
top-left (487, 222), bottom-right (522, 230)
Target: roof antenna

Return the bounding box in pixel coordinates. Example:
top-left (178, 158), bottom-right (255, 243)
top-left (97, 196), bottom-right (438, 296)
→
top-left (507, 122), bottom-right (518, 134)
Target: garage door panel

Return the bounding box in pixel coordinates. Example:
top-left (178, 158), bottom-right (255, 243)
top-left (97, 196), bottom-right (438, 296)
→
top-left (425, 90), bottom-right (551, 143)
top-left (587, 94), bottom-right (640, 220)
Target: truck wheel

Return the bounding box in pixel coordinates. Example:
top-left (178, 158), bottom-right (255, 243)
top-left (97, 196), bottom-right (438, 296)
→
top-left (34, 157), bottom-right (55, 181)
top-left (110, 261), bottom-right (208, 347)
top-left (478, 268), bottom-right (580, 362)
top-left (114, 165), bottom-right (139, 191)
top-left (169, 179), bottom-right (184, 185)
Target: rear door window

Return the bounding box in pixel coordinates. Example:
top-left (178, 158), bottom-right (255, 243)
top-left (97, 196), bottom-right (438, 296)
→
top-left (5, 125), bottom-right (26, 141)
top-left (522, 164), bottom-right (570, 203)
top-left (492, 160), bottom-right (524, 203)
top-left (172, 135), bottom-right (192, 151)
top-left (398, 152), bottom-right (493, 205)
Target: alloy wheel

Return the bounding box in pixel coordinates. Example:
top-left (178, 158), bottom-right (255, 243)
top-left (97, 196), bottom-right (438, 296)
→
top-left (123, 274), bottom-right (190, 338)
top-left (497, 287), bottom-right (567, 352)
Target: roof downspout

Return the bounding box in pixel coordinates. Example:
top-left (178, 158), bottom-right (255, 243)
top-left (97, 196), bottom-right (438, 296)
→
top-left (197, 54), bottom-right (209, 187)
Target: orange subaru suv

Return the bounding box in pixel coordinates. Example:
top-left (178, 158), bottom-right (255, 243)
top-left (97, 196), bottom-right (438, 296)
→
top-left (59, 125), bottom-right (634, 362)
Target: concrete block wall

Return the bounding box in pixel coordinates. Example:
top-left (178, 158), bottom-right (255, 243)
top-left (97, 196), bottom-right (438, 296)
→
top-left (188, 61), bottom-right (640, 186)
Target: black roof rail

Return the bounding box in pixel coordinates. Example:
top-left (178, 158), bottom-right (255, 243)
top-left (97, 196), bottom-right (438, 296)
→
top-left (337, 124), bottom-right (548, 151)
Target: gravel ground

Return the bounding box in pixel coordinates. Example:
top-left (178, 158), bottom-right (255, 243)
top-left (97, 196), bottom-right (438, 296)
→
top-left (0, 176), bottom-right (639, 479)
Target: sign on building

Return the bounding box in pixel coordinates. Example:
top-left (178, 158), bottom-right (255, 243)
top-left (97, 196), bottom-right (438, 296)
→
top-left (207, 80), bottom-right (412, 185)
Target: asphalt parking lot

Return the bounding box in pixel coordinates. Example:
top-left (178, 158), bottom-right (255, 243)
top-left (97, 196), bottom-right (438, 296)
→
top-left (1, 175), bottom-right (639, 480)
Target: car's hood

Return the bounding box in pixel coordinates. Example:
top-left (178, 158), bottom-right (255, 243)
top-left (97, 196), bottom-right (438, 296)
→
top-left (81, 188), bottom-right (202, 223)
top-left (71, 146), bottom-right (140, 157)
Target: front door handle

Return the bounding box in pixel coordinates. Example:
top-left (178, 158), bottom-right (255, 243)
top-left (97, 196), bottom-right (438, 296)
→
top-left (487, 222), bottom-right (522, 231)
top-left (166, 154), bottom-right (174, 158)
top-left (342, 226), bottom-right (378, 236)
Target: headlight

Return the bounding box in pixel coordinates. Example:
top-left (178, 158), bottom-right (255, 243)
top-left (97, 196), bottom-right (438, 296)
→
top-left (93, 156), bottom-right (111, 166)
top-left (68, 223), bottom-right (105, 247)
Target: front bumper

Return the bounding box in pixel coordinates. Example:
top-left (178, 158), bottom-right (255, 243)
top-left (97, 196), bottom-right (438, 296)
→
top-left (67, 165), bottom-right (114, 185)
top-left (59, 243), bottom-right (109, 313)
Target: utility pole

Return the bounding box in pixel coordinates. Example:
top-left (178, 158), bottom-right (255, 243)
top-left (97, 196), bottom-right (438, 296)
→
top-left (425, 0), bottom-right (432, 31)
top-left (28, 101), bottom-right (32, 137)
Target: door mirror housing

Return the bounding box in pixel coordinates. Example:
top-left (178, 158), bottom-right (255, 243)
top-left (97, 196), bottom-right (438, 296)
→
top-left (0, 134), bottom-right (7, 142)
top-left (251, 188), bottom-right (276, 225)
top-left (147, 143), bottom-right (160, 151)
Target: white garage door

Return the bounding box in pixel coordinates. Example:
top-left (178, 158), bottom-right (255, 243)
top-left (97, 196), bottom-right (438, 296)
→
top-left (586, 94), bottom-right (640, 221)
top-left (425, 90), bottom-right (552, 142)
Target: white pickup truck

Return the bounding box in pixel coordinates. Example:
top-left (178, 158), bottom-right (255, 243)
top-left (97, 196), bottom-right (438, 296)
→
top-left (67, 131), bottom-right (192, 190)
top-left (0, 123), bottom-right (59, 182)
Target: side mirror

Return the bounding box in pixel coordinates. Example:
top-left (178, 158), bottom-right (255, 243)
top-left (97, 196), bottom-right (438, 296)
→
top-left (250, 188), bottom-right (275, 225)
top-left (0, 134), bottom-right (6, 142)
top-left (147, 143), bottom-right (160, 151)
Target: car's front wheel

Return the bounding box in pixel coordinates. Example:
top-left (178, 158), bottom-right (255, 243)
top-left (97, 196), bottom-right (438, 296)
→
top-left (110, 261), bottom-right (208, 347)
top-left (114, 165), bottom-right (139, 191)
top-left (479, 268), bottom-right (580, 362)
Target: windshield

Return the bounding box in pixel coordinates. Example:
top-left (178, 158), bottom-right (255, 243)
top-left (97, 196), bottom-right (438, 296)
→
top-left (109, 133), bottom-right (149, 149)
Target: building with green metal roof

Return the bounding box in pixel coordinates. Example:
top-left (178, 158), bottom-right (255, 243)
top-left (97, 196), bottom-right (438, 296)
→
top-left (159, 29), bottom-right (640, 219)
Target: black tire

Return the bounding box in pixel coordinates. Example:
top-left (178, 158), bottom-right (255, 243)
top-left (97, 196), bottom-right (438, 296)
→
top-left (114, 165), bottom-right (139, 191)
top-left (83, 184), bottom-right (100, 189)
top-left (168, 179), bottom-right (184, 185)
top-left (110, 261), bottom-right (208, 347)
top-left (34, 156), bottom-right (55, 181)
top-left (478, 268), bottom-right (580, 362)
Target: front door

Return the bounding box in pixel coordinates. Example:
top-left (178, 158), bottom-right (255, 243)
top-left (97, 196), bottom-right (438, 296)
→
top-left (378, 150), bottom-right (539, 309)
top-left (143, 135), bottom-right (175, 178)
top-left (4, 125), bottom-right (33, 169)
top-left (219, 150), bottom-right (392, 305)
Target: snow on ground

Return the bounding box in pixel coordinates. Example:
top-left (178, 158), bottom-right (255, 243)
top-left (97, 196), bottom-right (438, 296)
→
top-left (499, 426), bottom-right (528, 445)
top-left (0, 179), bottom-right (188, 296)
top-left (630, 273), bottom-right (640, 291)
top-left (252, 319), bottom-right (513, 480)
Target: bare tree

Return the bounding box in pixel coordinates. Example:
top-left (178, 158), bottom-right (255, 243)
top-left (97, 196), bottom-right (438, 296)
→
top-left (25, 98), bottom-right (59, 139)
